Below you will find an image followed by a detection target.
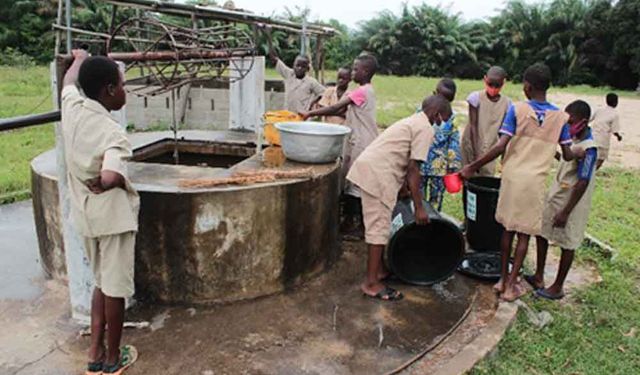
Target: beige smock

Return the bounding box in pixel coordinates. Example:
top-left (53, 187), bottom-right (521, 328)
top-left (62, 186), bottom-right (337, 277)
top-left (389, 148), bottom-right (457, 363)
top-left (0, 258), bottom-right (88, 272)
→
top-left (590, 106), bottom-right (620, 160)
top-left (541, 137), bottom-right (597, 249)
top-left (461, 90), bottom-right (510, 176)
top-left (495, 102), bottom-right (568, 236)
top-left (316, 86), bottom-right (349, 124)
top-left (343, 83), bottom-right (378, 177)
top-left (276, 59), bottom-right (325, 114)
top-left (347, 112), bottom-right (434, 210)
top-left (61, 85), bottom-right (140, 238)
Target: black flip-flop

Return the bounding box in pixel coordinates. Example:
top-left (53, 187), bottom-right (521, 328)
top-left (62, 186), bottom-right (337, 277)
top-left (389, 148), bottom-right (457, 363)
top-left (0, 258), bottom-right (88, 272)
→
top-left (365, 286), bottom-right (403, 301)
top-left (523, 274), bottom-right (544, 290)
top-left (535, 288), bottom-right (565, 300)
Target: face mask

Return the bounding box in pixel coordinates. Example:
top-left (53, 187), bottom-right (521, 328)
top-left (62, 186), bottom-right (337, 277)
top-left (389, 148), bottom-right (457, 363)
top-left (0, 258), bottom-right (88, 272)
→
top-left (569, 119), bottom-right (587, 138)
top-left (484, 79), bottom-right (503, 97)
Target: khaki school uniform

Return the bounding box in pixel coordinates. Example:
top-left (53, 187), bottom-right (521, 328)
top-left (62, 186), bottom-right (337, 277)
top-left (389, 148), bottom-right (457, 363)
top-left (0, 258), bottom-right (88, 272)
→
top-left (61, 85), bottom-right (140, 298)
top-left (590, 106), bottom-right (620, 161)
top-left (461, 91), bottom-right (510, 176)
top-left (496, 102), bottom-right (568, 236)
top-left (316, 86), bottom-right (349, 124)
top-left (541, 137), bottom-right (598, 249)
top-left (276, 59), bottom-right (325, 114)
top-left (343, 84), bottom-right (378, 197)
top-left (347, 112), bottom-right (434, 245)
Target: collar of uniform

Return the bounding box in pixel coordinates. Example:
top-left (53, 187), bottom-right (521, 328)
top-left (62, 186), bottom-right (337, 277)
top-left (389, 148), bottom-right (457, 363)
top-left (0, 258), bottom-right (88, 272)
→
top-left (83, 97), bottom-right (118, 123)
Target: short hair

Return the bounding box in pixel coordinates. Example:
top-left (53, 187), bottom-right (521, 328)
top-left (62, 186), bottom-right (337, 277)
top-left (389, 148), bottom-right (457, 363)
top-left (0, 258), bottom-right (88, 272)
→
top-left (565, 100), bottom-right (591, 121)
top-left (436, 78), bottom-right (456, 102)
top-left (355, 53), bottom-right (378, 77)
top-left (422, 94), bottom-right (452, 117)
top-left (487, 66), bottom-right (507, 80)
top-left (523, 63), bottom-right (552, 91)
top-left (294, 55), bottom-right (310, 64)
top-left (78, 56), bottom-right (120, 100)
top-left (339, 66), bottom-right (352, 73)
top-left (606, 92), bottom-right (618, 107)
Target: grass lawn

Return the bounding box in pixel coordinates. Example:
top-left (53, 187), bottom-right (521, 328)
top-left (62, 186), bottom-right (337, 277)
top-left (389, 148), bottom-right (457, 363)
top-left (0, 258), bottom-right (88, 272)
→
top-left (1, 65), bottom-right (639, 372)
top-left (0, 66), bottom-right (55, 203)
top-left (466, 167), bottom-right (640, 374)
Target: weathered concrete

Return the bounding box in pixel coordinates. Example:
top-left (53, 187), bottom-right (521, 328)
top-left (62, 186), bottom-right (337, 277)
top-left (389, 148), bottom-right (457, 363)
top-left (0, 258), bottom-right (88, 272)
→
top-left (31, 130), bottom-right (341, 304)
top-left (0, 233), bottom-right (478, 375)
top-left (125, 79), bottom-right (285, 131)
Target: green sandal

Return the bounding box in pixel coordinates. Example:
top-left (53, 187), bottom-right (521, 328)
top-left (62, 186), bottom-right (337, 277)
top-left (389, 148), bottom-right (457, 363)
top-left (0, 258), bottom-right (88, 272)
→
top-left (102, 345), bottom-right (139, 375)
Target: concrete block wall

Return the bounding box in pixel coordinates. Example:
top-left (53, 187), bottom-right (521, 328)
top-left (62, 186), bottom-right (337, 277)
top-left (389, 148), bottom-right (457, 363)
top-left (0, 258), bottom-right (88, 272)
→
top-left (126, 80), bottom-right (285, 131)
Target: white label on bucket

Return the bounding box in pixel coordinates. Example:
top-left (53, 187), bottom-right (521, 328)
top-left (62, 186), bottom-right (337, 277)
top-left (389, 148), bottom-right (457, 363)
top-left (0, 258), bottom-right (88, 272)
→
top-left (390, 213), bottom-right (404, 236)
top-left (467, 191), bottom-right (477, 221)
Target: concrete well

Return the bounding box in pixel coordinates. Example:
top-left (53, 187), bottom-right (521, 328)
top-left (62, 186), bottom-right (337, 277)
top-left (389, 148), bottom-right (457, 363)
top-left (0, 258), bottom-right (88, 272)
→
top-left (31, 130), bottom-right (341, 305)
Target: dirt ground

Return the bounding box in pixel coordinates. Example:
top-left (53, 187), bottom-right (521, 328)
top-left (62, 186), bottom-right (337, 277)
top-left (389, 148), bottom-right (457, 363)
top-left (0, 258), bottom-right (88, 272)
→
top-left (551, 93), bottom-right (638, 169)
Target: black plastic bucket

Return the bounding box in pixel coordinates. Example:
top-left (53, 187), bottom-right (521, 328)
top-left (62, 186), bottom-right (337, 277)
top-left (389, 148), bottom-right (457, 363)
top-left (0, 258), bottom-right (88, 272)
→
top-left (464, 177), bottom-right (504, 252)
top-left (386, 199), bottom-right (465, 286)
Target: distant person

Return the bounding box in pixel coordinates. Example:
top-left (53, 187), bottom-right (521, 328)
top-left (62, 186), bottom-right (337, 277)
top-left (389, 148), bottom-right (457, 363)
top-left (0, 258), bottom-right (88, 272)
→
top-left (460, 63), bottom-right (584, 302)
top-left (265, 29), bottom-right (325, 113)
top-left (461, 66), bottom-right (511, 176)
top-left (301, 54), bottom-right (379, 240)
top-left (526, 100), bottom-right (598, 300)
top-left (312, 66), bottom-right (352, 124)
top-left (61, 50), bottom-right (139, 374)
top-left (421, 78), bottom-right (462, 210)
top-left (591, 92), bottom-right (622, 169)
top-left (347, 95), bottom-right (452, 301)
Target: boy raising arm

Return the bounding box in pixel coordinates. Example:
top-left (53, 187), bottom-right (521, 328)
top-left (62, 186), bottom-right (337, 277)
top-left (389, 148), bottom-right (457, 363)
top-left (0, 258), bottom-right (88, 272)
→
top-left (62, 50), bottom-right (139, 375)
top-left (265, 27), bottom-right (325, 113)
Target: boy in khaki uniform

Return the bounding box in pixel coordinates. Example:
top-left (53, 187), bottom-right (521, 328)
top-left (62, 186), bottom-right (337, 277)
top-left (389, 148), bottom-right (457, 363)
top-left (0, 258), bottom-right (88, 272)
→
top-left (313, 67), bottom-right (352, 124)
top-left (460, 64), bottom-right (583, 302)
top-left (266, 31), bottom-right (325, 113)
top-left (590, 93), bottom-right (623, 170)
top-left (526, 100), bottom-right (598, 300)
top-left (302, 54), bottom-right (379, 239)
top-left (346, 95), bottom-right (452, 301)
top-left (61, 50), bottom-right (139, 375)
top-left (461, 66), bottom-right (511, 176)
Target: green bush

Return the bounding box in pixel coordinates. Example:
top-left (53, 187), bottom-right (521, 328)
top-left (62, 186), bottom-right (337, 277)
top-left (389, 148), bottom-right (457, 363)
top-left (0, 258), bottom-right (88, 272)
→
top-left (0, 48), bottom-right (36, 68)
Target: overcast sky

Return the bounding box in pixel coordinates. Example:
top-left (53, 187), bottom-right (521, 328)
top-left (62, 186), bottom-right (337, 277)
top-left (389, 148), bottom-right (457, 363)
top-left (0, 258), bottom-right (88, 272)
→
top-left (231, 0), bottom-right (515, 28)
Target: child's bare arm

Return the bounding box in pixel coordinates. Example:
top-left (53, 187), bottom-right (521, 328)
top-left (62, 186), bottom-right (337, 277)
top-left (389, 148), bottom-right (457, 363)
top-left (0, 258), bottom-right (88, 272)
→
top-left (62, 49), bottom-right (89, 87)
top-left (560, 144), bottom-right (585, 161)
top-left (553, 180), bottom-right (588, 228)
top-left (468, 105), bottom-right (479, 156)
top-left (408, 160), bottom-right (429, 225)
top-left (301, 96), bottom-right (353, 119)
top-left (460, 134), bottom-right (510, 179)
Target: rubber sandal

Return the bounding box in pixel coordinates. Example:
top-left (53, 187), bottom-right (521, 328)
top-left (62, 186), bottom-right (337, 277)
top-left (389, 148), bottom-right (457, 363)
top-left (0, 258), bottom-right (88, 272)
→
top-left (364, 286), bottom-right (403, 301)
top-left (535, 289), bottom-right (565, 301)
top-left (86, 360), bottom-right (103, 375)
top-left (102, 345), bottom-right (138, 375)
top-left (523, 274), bottom-right (544, 290)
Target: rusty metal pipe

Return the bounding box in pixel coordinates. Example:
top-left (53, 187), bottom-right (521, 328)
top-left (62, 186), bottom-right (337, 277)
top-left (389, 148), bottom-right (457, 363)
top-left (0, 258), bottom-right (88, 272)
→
top-left (57, 49), bottom-right (254, 64)
top-left (0, 111), bottom-right (61, 132)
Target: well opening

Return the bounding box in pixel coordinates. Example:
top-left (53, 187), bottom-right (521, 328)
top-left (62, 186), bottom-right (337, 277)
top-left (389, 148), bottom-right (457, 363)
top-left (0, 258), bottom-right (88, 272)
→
top-left (132, 138), bottom-right (256, 168)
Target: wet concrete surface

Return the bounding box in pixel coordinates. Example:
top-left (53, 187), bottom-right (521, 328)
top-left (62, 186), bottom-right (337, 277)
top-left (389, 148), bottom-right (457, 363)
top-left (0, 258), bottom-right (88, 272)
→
top-left (0, 202), bottom-right (479, 374)
top-left (0, 201), bottom-right (43, 300)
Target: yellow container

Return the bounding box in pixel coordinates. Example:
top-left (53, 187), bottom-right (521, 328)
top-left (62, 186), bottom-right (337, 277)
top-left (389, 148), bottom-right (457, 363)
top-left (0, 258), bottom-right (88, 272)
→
top-left (263, 110), bottom-right (302, 146)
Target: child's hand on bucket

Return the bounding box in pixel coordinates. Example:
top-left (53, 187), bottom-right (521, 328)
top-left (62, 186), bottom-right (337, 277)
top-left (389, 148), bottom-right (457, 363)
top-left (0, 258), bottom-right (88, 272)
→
top-left (415, 205), bottom-right (430, 225)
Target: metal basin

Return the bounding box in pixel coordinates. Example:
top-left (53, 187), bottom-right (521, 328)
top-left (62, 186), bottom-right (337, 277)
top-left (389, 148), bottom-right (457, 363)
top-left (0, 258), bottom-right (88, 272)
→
top-left (275, 122), bottom-right (351, 164)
